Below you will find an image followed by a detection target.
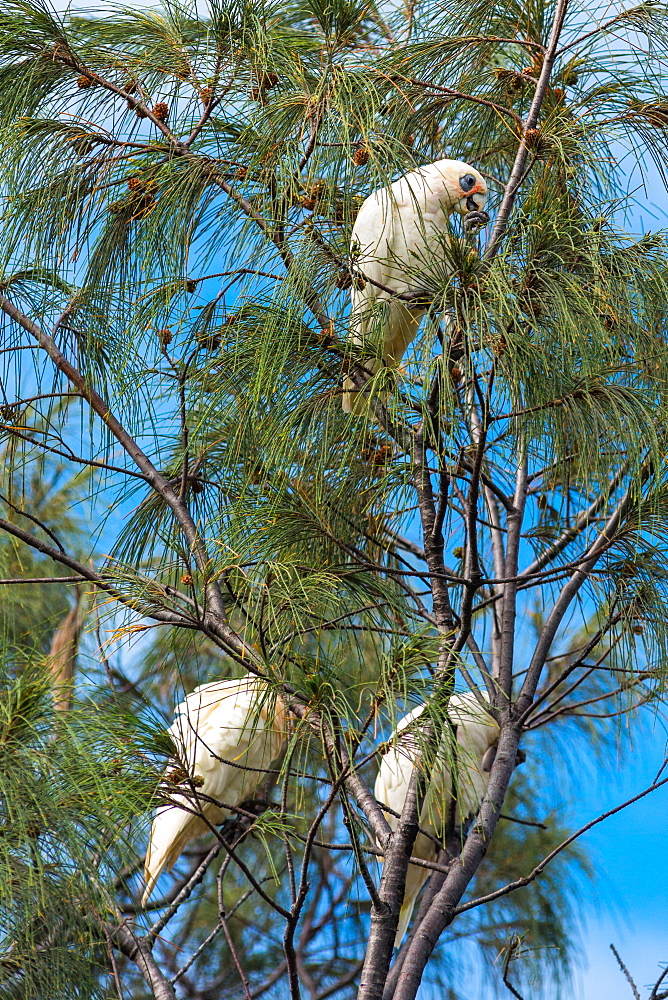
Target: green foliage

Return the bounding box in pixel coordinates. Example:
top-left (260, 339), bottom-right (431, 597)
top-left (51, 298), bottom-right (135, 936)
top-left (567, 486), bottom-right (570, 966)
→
top-left (0, 657), bottom-right (165, 999)
top-left (1, 0), bottom-right (668, 996)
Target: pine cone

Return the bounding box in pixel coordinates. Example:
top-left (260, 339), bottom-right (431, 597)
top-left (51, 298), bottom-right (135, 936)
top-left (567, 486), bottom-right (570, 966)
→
top-left (367, 445), bottom-right (393, 466)
top-left (236, 165), bottom-right (248, 180)
top-left (335, 270), bottom-right (352, 290)
top-left (181, 573), bottom-right (193, 585)
top-left (76, 74), bottom-right (94, 89)
top-left (127, 176), bottom-right (142, 191)
top-left (494, 67), bottom-right (524, 92)
top-left (152, 102), bottom-right (169, 122)
top-left (352, 145), bottom-right (369, 166)
top-left (301, 196), bottom-right (316, 211)
top-left (166, 766), bottom-right (189, 785)
top-left (306, 179), bottom-right (326, 199)
top-left (261, 72), bottom-right (279, 89)
top-left (201, 86), bottom-right (213, 105)
top-left (633, 101), bottom-right (668, 128)
top-left (157, 328), bottom-right (173, 346)
top-left (524, 127), bottom-right (542, 148)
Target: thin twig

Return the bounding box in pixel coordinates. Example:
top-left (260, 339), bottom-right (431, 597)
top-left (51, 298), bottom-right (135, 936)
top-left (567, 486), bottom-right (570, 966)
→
top-left (610, 944), bottom-right (640, 1000)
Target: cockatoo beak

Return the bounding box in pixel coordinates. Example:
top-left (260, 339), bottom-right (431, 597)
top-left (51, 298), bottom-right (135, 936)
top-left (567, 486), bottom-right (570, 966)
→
top-left (453, 191), bottom-right (486, 216)
top-left (460, 181), bottom-right (486, 214)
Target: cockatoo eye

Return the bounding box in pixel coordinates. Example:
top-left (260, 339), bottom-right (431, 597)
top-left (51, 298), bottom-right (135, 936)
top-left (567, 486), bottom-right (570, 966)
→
top-left (459, 173), bottom-right (477, 193)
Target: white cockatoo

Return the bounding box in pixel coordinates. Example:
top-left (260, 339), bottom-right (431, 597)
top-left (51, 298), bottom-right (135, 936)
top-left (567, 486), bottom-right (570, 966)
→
top-left (143, 677), bottom-right (288, 905)
top-left (342, 159), bottom-right (487, 413)
top-left (374, 692), bottom-right (499, 946)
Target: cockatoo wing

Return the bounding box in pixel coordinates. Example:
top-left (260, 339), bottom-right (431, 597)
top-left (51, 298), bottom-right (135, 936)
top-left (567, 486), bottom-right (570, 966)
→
top-left (343, 159), bottom-right (487, 413)
top-left (343, 189), bottom-right (427, 414)
top-left (374, 705), bottom-right (443, 948)
top-left (343, 169), bottom-right (457, 414)
top-left (143, 679), bottom-right (286, 905)
top-left (448, 693), bottom-right (500, 821)
top-left (374, 695), bottom-right (499, 947)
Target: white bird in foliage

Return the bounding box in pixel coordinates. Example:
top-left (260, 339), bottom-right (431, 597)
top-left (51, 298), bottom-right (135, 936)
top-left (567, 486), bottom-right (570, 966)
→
top-left (342, 159), bottom-right (487, 413)
top-left (374, 692), bottom-right (499, 947)
top-left (143, 677), bottom-right (288, 905)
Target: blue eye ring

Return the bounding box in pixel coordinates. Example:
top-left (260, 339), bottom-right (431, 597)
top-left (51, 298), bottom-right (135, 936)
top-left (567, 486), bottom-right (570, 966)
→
top-left (459, 173), bottom-right (477, 192)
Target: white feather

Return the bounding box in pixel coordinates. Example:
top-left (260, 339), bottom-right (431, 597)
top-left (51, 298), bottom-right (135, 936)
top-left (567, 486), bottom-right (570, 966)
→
top-left (374, 692), bottom-right (499, 946)
top-left (343, 158), bottom-right (487, 413)
top-left (143, 677), bottom-right (287, 905)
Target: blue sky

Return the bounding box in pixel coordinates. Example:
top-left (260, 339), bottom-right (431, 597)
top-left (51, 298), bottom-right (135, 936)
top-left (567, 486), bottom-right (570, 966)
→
top-left (572, 726), bottom-right (668, 998)
top-left (567, 134), bottom-right (668, 998)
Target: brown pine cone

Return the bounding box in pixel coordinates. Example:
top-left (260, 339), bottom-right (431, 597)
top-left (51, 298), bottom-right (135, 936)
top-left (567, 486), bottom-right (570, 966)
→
top-left (352, 145), bottom-right (369, 166)
top-left (152, 102), bottom-right (169, 122)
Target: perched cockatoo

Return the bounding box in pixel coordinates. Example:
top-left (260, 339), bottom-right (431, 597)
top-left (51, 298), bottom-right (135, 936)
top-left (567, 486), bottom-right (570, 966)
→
top-left (342, 159), bottom-right (487, 413)
top-left (374, 692), bottom-right (499, 946)
top-left (143, 677), bottom-right (288, 905)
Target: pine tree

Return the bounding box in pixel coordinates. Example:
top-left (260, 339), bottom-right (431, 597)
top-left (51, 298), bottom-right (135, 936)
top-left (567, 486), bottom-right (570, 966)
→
top-left (0, 0), bottom-right (667, 997)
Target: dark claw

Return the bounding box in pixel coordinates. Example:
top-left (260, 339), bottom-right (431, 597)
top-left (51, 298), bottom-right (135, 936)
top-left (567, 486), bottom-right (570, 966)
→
top-left (481, 744), bottom-right (497, 773)
top-left (463, 209), bottom-right (490, 234)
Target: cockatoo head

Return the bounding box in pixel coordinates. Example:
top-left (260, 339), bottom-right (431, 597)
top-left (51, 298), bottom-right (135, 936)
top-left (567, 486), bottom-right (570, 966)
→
top-left (427, 159), bottom-right (488, 217)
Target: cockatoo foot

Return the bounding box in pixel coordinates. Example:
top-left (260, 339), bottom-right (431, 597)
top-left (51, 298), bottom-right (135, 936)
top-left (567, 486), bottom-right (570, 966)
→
top-left (463, 210), bottom-right (490, 234)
